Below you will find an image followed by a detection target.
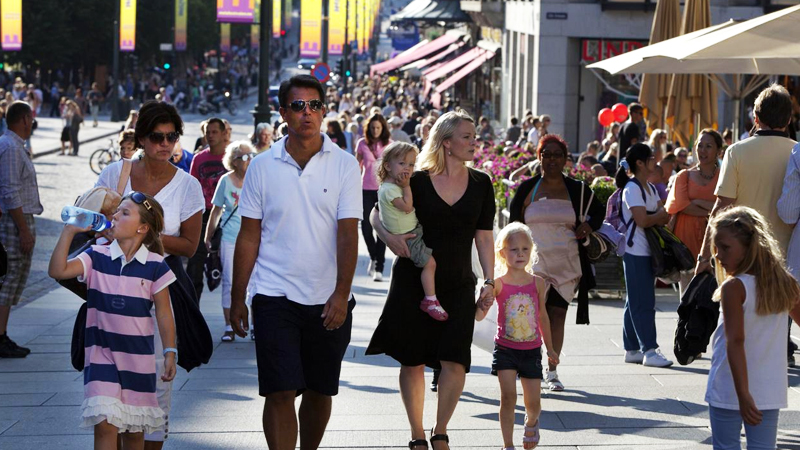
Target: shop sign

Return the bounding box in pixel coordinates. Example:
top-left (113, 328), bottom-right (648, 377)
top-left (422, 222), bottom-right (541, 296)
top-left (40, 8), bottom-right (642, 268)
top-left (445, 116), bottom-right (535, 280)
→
top-left (581, 39), bottom-right (647, 64)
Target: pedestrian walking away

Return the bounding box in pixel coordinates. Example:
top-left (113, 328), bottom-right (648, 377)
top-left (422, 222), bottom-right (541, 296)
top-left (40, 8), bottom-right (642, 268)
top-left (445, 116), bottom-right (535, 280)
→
top-left (230, 75), bottom-right (362, 450)
top-left (697, 84), bottom-right (797, 369)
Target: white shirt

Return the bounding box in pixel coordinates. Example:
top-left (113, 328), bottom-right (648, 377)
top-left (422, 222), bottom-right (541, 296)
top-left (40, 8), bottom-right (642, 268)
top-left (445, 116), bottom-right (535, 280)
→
top-left (95, 161), bottom-right (205, 247)
top-left (527, 128), bottom-right (539, 145)
top-left (776, 142), bottom-right (800, 279)
top-left (621, 179), bottom-right (660, 257)
top-left (706, 274), bottom-right (789, 410)
top-left (239, 133), bottom-right (363, 306)
top-left (391, 128), bottom-right (412, 143)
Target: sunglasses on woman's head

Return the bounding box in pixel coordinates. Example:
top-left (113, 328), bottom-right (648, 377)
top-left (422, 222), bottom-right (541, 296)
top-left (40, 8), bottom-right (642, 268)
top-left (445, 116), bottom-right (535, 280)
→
top-left (128, 191), bottom-right (153, 211)
top-left (288, 99), bottom-right (324, 112)
top-left (235, 153), bottom-right (254, 162)
top-left (147, 131), bottom-right (180, 144)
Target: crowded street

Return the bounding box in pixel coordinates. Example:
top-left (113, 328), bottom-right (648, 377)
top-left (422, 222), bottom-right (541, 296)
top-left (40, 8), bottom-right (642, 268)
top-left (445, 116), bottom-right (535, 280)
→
top-left (1, 0), bottom-right (800, 449)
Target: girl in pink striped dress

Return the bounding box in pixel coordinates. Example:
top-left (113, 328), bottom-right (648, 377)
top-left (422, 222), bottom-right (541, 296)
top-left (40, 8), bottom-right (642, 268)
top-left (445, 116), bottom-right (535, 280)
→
top-left (49, 192), bottom-right (177, 449)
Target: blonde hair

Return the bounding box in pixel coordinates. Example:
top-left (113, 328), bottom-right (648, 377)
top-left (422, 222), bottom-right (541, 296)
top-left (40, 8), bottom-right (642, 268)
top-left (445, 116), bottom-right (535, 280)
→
top-left (377, 141), bottom-right (418, 183)
top-left (418, 111), bottom-right (475, 176)
top-left (494, 222), bottom-right (538, 276)
top-left (223, 140), bottom-right (255, 171)
top-left (710, 206), bottom-right (800, 315)
top-left (121, 192), bottom-right (166, 256)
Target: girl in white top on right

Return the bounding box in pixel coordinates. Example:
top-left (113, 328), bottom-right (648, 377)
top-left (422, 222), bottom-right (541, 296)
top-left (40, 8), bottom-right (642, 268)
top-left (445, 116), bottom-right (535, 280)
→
top-left (706, 206), bottom-right (800, 450)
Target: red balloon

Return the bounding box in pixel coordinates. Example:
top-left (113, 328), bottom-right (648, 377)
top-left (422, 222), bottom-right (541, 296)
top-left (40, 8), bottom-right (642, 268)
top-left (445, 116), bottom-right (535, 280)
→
top-left (612, 103), bottom-right (629, 122)
top-left (598, 108), bottom-right (615, 127)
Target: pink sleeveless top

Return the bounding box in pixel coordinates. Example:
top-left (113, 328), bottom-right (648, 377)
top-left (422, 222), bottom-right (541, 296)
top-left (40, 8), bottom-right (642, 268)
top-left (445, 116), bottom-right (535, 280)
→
top-left (494, 280), bottom-right (543, 350)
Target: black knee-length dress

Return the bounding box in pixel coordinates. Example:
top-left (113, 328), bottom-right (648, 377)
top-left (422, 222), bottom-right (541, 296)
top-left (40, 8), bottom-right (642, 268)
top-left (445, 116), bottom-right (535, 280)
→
top-left (366, 168), bottom-right (495, 372)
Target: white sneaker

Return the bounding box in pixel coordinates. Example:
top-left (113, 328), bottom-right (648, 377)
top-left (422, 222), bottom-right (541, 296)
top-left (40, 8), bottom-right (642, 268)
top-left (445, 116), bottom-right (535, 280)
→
top-left (624, 350), bottom-right (644, 364)
top-left (367, 261), bottom-right (375, 277)
top-left (643, 348), bottom-right (673, 368)
top-left (373, 271), bottom-right (383, 282)
top-left (545, 370), bottom-right (564, 391)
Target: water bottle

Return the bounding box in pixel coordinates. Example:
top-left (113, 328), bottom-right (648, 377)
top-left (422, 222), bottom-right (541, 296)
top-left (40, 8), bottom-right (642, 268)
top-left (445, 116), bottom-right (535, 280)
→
top-left (61, 206), bottom-right (111, 232)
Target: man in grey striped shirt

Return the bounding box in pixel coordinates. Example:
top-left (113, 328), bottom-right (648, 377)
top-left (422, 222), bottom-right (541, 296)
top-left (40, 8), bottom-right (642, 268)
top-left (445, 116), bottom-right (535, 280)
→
top-left (0, 101), bottom-right (40, 358)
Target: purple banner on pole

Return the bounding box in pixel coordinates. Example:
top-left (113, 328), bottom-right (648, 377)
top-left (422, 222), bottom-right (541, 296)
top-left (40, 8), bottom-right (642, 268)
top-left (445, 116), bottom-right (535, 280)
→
top-left (217, 0), bottom-right (254, 24)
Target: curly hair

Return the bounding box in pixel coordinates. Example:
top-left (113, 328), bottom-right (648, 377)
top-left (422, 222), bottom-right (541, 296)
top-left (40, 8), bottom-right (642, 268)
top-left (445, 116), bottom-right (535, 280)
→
top-left (536, 134), bottom-right (568, 160)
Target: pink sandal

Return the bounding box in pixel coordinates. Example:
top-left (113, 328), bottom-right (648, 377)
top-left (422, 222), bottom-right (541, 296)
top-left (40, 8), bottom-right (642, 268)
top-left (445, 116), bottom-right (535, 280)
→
top-left (522, 416), bottom-right (540, 449)
top-left (420, 298), bottom-right (448, 321)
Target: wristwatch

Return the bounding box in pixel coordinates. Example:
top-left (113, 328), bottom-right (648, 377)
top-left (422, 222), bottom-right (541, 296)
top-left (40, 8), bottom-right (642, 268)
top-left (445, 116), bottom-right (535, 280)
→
top-left (483, 279), bottom-right (495, 287)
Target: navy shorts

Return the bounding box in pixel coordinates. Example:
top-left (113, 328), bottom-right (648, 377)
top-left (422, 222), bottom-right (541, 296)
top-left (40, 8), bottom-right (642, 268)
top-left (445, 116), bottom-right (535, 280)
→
top-left (491, 343), bottom-right (543, 379)
top-left (252, 295), bottom-right (355, 397)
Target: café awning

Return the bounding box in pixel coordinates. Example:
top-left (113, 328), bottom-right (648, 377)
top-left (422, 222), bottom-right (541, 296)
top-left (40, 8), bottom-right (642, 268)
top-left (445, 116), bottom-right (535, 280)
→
top-left (400, 41), bottom-right (465, 71)
top-left (433, 49), bottom-right (496, 94)
top-left (424, 47), bottom-right (486, 82)
top-left (370, 30), bottom-right (467, 76)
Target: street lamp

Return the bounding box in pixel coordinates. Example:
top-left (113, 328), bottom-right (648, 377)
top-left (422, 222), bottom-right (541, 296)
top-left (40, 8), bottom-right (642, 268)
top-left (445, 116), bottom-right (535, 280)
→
top-left (111, 0), bottom-right (120, 122)
top-left (252, 0), bottom-right (273, 129)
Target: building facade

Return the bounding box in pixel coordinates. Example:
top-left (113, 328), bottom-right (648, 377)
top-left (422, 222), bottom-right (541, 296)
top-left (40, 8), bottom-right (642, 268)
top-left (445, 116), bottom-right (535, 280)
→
top-left (500, 0), bottom-right (792, 149)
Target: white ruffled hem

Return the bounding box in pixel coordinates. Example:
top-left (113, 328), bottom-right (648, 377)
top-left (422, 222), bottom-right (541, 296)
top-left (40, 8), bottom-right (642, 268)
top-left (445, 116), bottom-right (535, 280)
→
top-left (80, 396), bottom-right (166, 434)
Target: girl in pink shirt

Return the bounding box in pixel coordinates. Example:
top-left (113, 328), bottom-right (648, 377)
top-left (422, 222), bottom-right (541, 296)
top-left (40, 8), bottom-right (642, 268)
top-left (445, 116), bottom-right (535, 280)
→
top-left (49, 192), bottom-right (177, 450)
top-left (476, 223), bottom-right (559, 450)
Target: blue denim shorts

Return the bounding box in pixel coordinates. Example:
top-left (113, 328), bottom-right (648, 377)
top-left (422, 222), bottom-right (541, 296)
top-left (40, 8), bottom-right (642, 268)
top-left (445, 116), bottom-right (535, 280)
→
top-left (491, 343), bottom-right (543, 379)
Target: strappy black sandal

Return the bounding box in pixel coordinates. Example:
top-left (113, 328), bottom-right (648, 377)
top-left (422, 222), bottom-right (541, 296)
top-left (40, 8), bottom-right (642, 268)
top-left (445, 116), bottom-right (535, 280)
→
top-left (430, 427), bottom-right (450, 449)
top-left (408, 438), bottom-right (428, 449)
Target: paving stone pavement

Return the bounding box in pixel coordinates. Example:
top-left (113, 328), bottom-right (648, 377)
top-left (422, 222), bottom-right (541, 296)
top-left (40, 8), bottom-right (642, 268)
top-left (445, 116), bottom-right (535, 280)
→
top-left (1, 239), bottom-right (800, 449)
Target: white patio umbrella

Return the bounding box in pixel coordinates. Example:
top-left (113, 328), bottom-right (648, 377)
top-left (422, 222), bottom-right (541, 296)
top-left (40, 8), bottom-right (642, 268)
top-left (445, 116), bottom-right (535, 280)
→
top-left (587, 3), bottom-right (800, 138)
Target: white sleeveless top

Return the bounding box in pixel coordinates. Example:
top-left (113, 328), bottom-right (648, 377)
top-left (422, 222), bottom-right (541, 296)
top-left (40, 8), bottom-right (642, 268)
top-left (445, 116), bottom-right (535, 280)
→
top-left (705, 274), bottom-right (789, 410)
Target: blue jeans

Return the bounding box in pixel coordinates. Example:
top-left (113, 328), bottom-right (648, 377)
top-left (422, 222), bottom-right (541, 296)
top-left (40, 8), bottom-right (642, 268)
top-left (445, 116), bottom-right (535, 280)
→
top-left (709, 406), bottom-right (779, 450)
top-left (622, 253), bottom-right (658, 352)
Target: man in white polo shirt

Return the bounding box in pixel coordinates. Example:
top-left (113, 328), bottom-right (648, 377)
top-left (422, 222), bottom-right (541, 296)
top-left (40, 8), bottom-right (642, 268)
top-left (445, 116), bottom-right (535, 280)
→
top-left (230, 75), bottom-right (362, 450)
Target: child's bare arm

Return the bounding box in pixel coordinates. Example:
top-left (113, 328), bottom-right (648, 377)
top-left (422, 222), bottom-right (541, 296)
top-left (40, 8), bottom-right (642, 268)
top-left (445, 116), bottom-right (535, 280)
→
top-left (720, 278), bottom-right (761, 425)
top-left (154, 288), bottom-right (177, 381)
top-left (391, 176), bottom-right (415, 213)
top-left (48, 224), bottom-right (90, 280)
top-left (475, 279), bottom-right (501, 321)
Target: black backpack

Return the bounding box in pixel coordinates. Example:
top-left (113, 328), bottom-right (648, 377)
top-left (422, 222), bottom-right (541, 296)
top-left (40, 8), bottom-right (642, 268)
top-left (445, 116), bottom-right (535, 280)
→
top-left (674, 272), bottom-right (720, 365)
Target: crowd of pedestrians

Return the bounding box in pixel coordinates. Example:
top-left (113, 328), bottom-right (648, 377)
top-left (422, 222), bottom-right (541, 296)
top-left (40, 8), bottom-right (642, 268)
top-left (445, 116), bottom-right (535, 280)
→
top-left (4, 63), bottom-right (800, 450)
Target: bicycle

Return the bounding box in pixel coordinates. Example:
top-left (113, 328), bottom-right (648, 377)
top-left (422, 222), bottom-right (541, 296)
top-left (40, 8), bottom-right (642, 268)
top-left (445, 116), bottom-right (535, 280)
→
top-left (89, 138), bottom-right (120, 175)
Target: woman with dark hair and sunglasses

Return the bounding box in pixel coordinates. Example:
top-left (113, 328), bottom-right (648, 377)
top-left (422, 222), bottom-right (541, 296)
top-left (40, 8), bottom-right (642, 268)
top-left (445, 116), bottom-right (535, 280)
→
top-left (356, 113), bottom-right (392, 281)
top-left (94, 100), bottom-right (206, 448)
top-left (508, 135), bottom-right (605, 392)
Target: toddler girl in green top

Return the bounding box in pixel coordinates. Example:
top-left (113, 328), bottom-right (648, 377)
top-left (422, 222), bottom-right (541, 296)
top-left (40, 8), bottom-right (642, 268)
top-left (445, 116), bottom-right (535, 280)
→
top-left (378, 142), bottom-right (446, 321)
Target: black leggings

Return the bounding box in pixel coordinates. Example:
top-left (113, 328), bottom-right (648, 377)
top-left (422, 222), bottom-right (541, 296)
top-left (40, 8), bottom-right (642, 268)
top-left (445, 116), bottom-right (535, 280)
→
top-left (362, 190), bottom-right (386, 272)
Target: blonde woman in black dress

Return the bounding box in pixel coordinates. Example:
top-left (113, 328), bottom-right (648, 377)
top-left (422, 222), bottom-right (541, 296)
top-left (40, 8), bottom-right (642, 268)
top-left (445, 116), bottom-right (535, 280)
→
top-left (367, 111), bottom-right (496, 450)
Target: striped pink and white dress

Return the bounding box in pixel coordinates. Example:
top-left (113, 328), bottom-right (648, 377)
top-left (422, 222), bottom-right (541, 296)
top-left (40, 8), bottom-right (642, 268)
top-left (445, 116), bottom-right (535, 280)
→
top-left (76, 241), bottom-right (176, 433)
